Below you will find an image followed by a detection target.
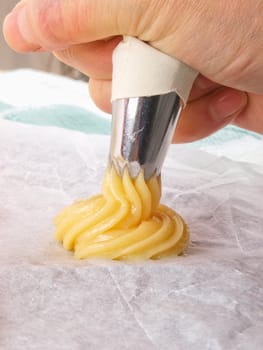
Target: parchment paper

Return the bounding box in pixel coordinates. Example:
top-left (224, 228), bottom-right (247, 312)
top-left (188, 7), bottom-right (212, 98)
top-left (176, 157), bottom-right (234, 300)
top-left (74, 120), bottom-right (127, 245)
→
top-left (0, 119), bottom-right (262, 350)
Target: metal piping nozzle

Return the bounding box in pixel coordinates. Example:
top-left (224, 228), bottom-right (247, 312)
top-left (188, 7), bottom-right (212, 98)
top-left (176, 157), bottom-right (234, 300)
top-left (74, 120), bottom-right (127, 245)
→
top-left (109, 92), bottom-right (183, 180)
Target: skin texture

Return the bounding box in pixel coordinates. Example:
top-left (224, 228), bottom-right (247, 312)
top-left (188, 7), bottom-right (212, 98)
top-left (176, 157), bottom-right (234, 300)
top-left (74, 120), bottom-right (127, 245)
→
top-left (3, 0), bottom-right (263, 142)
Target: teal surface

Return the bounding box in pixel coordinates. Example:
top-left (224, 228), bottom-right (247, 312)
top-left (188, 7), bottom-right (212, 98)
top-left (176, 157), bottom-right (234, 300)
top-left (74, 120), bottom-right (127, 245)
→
top-left (192, 124), bottom-right (261, 148)
top-left (0, 102), bottom-right (12, 112)
top-left (1, 104), bottom-right (111, 135)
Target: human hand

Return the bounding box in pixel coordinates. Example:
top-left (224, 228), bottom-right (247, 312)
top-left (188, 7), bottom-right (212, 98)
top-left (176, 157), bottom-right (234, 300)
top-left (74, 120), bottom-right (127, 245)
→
top-left (3, 0), bottom-right (263, 141)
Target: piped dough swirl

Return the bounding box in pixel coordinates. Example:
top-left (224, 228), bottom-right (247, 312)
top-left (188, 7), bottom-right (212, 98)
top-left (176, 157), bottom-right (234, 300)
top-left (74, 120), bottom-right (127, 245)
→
top-left (54, 166), bottom-right (189, 260)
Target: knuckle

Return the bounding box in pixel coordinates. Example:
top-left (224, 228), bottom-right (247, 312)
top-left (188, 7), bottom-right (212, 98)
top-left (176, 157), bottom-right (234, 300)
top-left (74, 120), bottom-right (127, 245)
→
top-left (33, 0), bottom-right (77, 48)
top-left (55, 47), bottom-right (75, 63)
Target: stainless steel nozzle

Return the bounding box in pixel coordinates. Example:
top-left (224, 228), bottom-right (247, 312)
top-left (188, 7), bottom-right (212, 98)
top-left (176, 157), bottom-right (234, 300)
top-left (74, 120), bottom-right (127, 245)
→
top-left (109, 92), bottom-right (183, 180)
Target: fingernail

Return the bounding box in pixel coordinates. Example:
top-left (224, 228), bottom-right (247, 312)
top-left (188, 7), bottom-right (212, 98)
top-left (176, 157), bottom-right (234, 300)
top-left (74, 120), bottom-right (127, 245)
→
top-left (18, 6), bottom-right (68, 51)
top-left (209, 89), bottom-right (247, 121)
top-left (14, 2), bottom-right (38, 45)
top-left (4, 3), bottom-right (41, 51)
top-left (196, 75), bottom-right (216, 90)
top-left (17, 6), bottom-right (33, 44)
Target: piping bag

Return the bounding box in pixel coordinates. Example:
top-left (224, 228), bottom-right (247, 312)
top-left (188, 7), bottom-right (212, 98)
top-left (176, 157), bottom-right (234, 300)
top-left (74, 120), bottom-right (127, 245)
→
top-left (110, 36), bottom-right (198, 180)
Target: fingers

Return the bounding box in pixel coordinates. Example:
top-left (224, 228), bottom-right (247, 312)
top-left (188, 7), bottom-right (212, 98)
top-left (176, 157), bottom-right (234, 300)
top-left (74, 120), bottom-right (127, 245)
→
top-left (54, 47), bottom-right (219, 96)
top-left (88, 73), bottom-right (249, 144)
top-left (173, 88), bottom-right (248, 143)
top-left (55, 38), bottom-right (117, 114)
top-left (87, 73), bottom-right (220, 119)
top-left (89, 79), bottom-right (263, 141)
top-left (4, 0), bottom-right (263, 95)
top-left (3, 0), bottom-right (147, 52)
top-left (189, 75), bottom-right (220, 102)
top-left (232, 93), bottom-right (263, 134)
top-left (89, 79), bottom-right (112, 113)
top-left (54, 37), bottom-right (121, 80)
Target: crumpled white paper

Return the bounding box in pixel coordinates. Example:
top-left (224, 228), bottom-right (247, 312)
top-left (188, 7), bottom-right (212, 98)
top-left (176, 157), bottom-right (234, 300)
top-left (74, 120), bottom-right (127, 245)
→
top-left (0, 119), bottom-right (263, 350)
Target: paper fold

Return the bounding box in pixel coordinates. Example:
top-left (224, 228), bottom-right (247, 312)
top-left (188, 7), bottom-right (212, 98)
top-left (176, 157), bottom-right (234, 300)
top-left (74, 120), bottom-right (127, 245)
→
top-left (112, 36), bottom-right (198, 105)
top-left (1, 119), bottom-right (263, 349)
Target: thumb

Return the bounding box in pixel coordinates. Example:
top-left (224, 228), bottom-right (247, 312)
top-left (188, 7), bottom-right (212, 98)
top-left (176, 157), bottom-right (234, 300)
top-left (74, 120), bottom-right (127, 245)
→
top-left (3, 0), bottom-right (149, 52)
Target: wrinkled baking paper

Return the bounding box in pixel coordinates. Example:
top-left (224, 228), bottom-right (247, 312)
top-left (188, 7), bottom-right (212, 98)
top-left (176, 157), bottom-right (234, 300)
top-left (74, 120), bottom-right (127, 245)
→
top-left (0, 119), bottom-right (262, 350)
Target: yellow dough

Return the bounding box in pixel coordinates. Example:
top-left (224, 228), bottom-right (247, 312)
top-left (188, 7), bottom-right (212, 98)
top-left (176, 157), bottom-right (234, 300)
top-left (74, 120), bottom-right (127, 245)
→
top-left (54, 166), bottom-right (189, 260)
